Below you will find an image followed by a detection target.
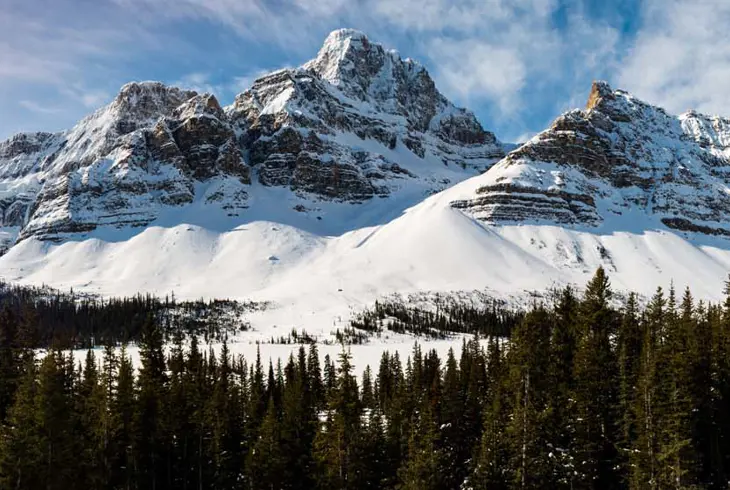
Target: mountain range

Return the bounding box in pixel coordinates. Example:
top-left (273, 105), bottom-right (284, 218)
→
top-left (1, 28), bottom-right (730, 334)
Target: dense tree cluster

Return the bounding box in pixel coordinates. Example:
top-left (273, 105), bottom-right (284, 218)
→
top-left (1, 268), bottom-right (730, 488)
top-left (0, 281), bottom-right (255, 348)
top-left (350, 298), bottom-right (520, 338)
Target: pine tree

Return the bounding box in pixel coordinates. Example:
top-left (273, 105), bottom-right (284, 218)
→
top-left (0, 307), bottom-right (19, 421)
top-left (439, 347), bottom-right (465, 489)
top-left (133, 315), bottom-right (169, 489)
top-left (617, 291), bottom-right (643, 481)
top-left (323, 353), bottom-right (336, 399)
top-left (279, 352), bottom-right (316, 489)
top-left (655, 286), bottom-right (700, 488)
top-left (36, 351), bottom-right (80, 489)
top-left (546, 286), bottom-right (580, 486)
top-left (505, 307), bottom-right (553, 488)
top-left (308, 344), bottom-right (324, 410)
top-left (687, 294), bottom-right (715, 486)
top-left (0, 352), bottom-right (41, 489)
top-left (166, 328), bottom-right (190, 488)
top-left (361, 365), bottom-right (375, 409)
top-left (79, 349), bottom-right (107, 489)
top-left (207, 341), bottom-right (242, 490)
top-left (314, 349), bottom-right (364, 490)
top-left (360, 406), bottom-right (388, 489)
top-left (470, 339), bottom-right (511, 489)
top-left (98, 343), bottom-right (122, 490)
top-left (247, 397), bottom-right (286, 490)
top-left (631, 287), bottom-right (664, 489)
top-left (398, 402), bottom-right (443, 490)
top-left (572, 267), bottom-right (619, 488)
top-left (115, 344), bottom-right (136, 490)
top-left (714, 276), bottom-right (730, 483)
top-left (185, 335), bottom-right (212, 490)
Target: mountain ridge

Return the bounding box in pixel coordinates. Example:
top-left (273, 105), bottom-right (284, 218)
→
top-left (453, 80), bottom-right (730, 237)
top-left (0, 29), bottom-right (505, 247)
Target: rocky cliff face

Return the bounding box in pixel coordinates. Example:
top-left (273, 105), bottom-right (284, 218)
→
top-left (8, 82), bottom-right (251, 241)
top-left (227, 29), bottom-right (502, 201)
top-left (0, 29), bottom-right (504, 244)
top-left (452, 81), bottom-right (730, 236)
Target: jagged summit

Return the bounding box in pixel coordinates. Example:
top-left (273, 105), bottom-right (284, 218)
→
top-left (301, 29), bottom-right (445, 133)
top-left (306, 28), bottom-right (374, 83)
top-left (304, 28), bottom-right (416, 92)
top-left (109, 81), bottom-right (197, 123)
top-left (585, 80), bottom-right (614, 110)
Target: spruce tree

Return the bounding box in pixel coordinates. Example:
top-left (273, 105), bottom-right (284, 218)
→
top-left (0, 352), bottom-right (40, 489)
top-left (314, 349), bottom-right (364, 490)
top-left (470, 338), bottom-right (511, 489)
top-left (133, 315), bottom-right (169, 489)
top-left (572, 267), bottom-right (619, 488)
top-left (617, 293), bottom-right (642, 445)
top-left (656, 286), bottom-right (699, 488)
top-left (0, 307), bottom-right (19, 421)
top-left (398, 402), bottom-right (443, 490)
top-left (247, 397), bottom-right (286, 490)
top-left (631, 287), bottom-right (664, 489)
top-left (505, 307), bottom-right (553, 488)
top-left (36, 351), bottom-right (80, 489)
top-left (547, 286), bottom-right (580, 486)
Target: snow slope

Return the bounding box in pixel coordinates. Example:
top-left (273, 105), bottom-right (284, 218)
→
top-left (2, 171), bottom-right (729, 340)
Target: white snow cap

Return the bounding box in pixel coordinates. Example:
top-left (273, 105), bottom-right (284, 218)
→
top-left (321, 28), bottom-right (371, 51)
top-left (306, 28), bottom-right (374, 84)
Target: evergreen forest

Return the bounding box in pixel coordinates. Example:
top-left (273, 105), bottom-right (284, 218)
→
top-left (1, 268), bottom-right (730, 489)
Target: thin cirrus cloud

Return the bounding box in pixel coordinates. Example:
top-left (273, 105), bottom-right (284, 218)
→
top-left (618, 0), bottom-right (730, 118)
top-left (0, 0), bottom-right (728, 144)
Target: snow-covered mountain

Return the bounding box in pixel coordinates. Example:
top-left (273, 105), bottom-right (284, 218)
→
top-left (2, 33), bottom-right (730, 336)
top-left (0, 29), bottom-right (504, 248)
top-left (453, 81), bottom-right (730, 236)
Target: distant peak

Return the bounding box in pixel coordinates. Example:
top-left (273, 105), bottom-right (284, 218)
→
top-left (586, 80), bottom-right (615, 111)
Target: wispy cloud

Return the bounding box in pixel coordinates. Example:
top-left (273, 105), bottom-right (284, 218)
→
top-left (173, 72), bottom-right (218, 95)
top-left (18, 100), bottom-right (63, 115)
top-left (3, 0), bottom-right (724, 148)
top-left (229, 69), bottom-right (282, 93)
top-left (618, 0), bottom-right (730, 117)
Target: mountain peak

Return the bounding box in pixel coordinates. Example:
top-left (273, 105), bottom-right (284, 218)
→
top-left (110, 81), bottom-right (197, 121)
top-left (305, 28), bottom-right (379, 86)
top-left (323, 28), bottom-right (370, 46)
top-left (585, 80), bottom-right (614, 111)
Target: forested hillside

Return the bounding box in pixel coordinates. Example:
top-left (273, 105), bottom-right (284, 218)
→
top-left (1, 268), bottom-right (730, 488)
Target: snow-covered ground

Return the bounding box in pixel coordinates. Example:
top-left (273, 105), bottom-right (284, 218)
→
top-left (3, 172), bottom-right (729, 347)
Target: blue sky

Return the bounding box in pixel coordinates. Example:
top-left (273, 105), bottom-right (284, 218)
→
top-left (2, 0), bottom-right (729, 143)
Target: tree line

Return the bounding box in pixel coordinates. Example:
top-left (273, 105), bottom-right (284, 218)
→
top-left (0, 280), bottom-right (255, 348)
top-left (1, 267), bottom-right (730, 488)
top-left (349, 297), bottom-right (520, 338)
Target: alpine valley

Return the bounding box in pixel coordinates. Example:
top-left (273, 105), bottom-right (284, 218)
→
top-left (2, 28), bottom-right (730, 337)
